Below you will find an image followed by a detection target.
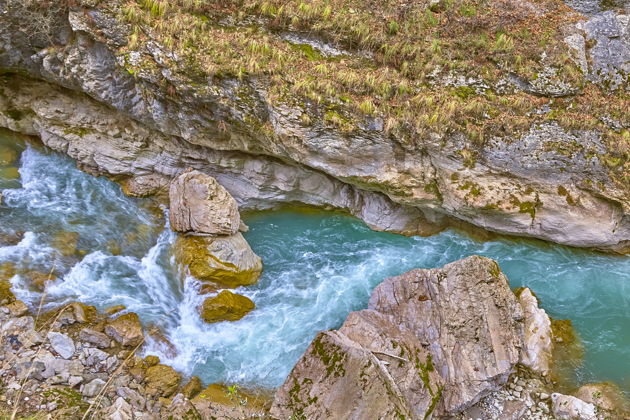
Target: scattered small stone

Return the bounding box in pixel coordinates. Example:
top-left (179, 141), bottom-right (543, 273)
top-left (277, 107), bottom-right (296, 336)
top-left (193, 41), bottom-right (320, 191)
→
top-left (47, 332), bottom-right (76, 359)
top-left (83, 378), bottom-right (107, 398)
top-left (68, 375), bottom-right (83, 387)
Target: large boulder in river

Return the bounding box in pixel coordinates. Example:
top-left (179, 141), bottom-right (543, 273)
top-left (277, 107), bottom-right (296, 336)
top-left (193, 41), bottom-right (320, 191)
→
top-left (200, 290), bottom-right (255, 323)
top-left (169, 169), bottom-right (240, 235)
top-left (271, 256), bottom-right (526, 419)
top-left (174, 234), bottom-right (262, 288)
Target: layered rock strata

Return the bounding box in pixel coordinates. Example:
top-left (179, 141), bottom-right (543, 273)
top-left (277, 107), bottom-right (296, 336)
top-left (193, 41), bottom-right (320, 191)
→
top-left (0, 1), bottom-right (628, 250)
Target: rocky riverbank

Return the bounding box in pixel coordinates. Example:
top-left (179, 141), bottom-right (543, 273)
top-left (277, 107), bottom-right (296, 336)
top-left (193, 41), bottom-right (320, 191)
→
top-left (0, 297), bottom-right (272, 419)
top-left (1, 256), bottom-right (629, 419)
top-left (0, 0), bottom-right (628, 251)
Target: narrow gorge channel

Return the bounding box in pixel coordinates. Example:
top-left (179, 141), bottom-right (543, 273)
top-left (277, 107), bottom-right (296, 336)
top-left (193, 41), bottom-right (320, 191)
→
top-left (2, 130), bottom-right (629, 397)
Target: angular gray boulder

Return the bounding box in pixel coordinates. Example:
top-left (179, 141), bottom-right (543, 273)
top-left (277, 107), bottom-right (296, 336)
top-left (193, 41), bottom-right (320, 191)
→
top-left (271, 256), bottom-right (527, 419)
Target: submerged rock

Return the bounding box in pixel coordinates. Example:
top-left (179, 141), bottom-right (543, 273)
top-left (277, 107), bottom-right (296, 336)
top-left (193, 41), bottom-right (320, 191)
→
top-left (105, 312), bottom-right (144, 347)
top-left (200, 290), bottom-right (255, 323)
top-left (50, 231), bottom-right (80, 257)
top-left (271, 256), bottom-right (525, 419)
top-left (0, 145), bottom-right (18, 165)
top-left (169, 169), bottom-right (240, 235)
top-left (23, 270), bottom-right (57, 292)
top-left (174, 233), bottom-right (262, 288)
top-left (0, 166), bottom-right (19, 180)
top-left (0, 262), bottom-right (16, 304)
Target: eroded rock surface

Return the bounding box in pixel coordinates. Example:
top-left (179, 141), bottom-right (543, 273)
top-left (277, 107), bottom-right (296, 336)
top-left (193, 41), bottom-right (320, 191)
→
top-left (169, 169), bottom-right (241, 235)
top-left (271, 256), bottom-right (526, 419)
top-left (518, 288), bottom-right (554, 375)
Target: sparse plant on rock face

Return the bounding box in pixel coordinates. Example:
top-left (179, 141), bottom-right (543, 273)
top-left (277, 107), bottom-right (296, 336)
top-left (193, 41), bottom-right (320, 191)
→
top-left (5, 0), bottom-right (70, 48)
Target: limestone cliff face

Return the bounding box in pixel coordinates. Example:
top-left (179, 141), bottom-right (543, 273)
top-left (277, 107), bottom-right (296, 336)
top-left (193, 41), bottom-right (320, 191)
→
top-left (0, 0), bottom-right (628, 250)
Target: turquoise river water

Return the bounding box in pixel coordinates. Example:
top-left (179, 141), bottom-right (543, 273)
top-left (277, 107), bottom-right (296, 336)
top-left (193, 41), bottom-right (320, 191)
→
top-left (1, 130), bottom-right (629, 392)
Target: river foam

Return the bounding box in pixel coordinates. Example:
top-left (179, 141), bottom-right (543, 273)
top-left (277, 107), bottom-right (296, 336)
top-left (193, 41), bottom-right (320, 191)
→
top-left (1, 134), bottom-right (630, 391)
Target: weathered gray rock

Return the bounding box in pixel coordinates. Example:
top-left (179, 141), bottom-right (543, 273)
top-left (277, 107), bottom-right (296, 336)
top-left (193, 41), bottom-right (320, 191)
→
top-left (117, 386), bottom-right (146, 409)
top-left (518, 288), bottom-right (553, 374)
top-left (271, 256), bottom-right (524, 419)
top-left (104, 396), bottom-right (134, 420)
top-left (83, 347), bottom-right (109, 367)
top-left (167, 394), bottom-right (202, 420)
top-left (47, 332), bottom-right (75, 359)
top-left (79, 327), bottom-right (112, 349)
top-left (551, 393), bottom-right (597, 419)
top-left (169, 169), bottom-right (241, 235)
top-left (579, 11), bottom-right (630, 90)
top-left (83, 377), bottom-right (107, 398)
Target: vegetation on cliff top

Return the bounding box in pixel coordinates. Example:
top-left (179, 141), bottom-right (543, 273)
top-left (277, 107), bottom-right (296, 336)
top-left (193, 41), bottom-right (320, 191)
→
top-left (90, 0), bottom-right (627, 184)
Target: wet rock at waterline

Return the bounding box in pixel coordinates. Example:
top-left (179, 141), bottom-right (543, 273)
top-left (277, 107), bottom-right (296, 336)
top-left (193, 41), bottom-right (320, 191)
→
top-left (272, 256), bottom-right (554, 419)
top-left (200, 290), bottom-right (255, 323)
top-left (574, 382), bottom-right (630, 413)
top-left (551, 393), bottom-right (597, 420)
top-left (174, 233), bottom-right (262, 288)
top-left (518, 288), bottom-right (553, 375)
top-left (169, 169), bottom-right (241, 236)
top-left (145, 364), bottom-right (182, 398)
top-left (104, 312), bottom-right (144, 347)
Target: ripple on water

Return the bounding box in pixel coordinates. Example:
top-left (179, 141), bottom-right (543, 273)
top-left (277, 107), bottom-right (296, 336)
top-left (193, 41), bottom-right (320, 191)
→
top-left (1, 135), bottom-right (630, 391)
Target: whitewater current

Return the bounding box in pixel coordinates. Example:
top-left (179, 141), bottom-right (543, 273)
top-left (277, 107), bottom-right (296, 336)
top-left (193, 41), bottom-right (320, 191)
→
top-left (1, 132), bottom-right (630, 391)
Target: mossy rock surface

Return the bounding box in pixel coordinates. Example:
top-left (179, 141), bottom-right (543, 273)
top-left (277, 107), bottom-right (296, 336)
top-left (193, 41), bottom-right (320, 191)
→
top-left (174, 233), bottom-right (262, 288)
top-left (0, 262), bottom-right (16, 304)
top-left (200, 290), bottom-right (255, 323)
top-left (0, 166), bottom-right (20, 180)
top-left (0, 145), bottom-right (18, 166)
top-left (193, 383), bottom-right (272, 412)
top-left (145, 364), bottom-right (182, 398)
